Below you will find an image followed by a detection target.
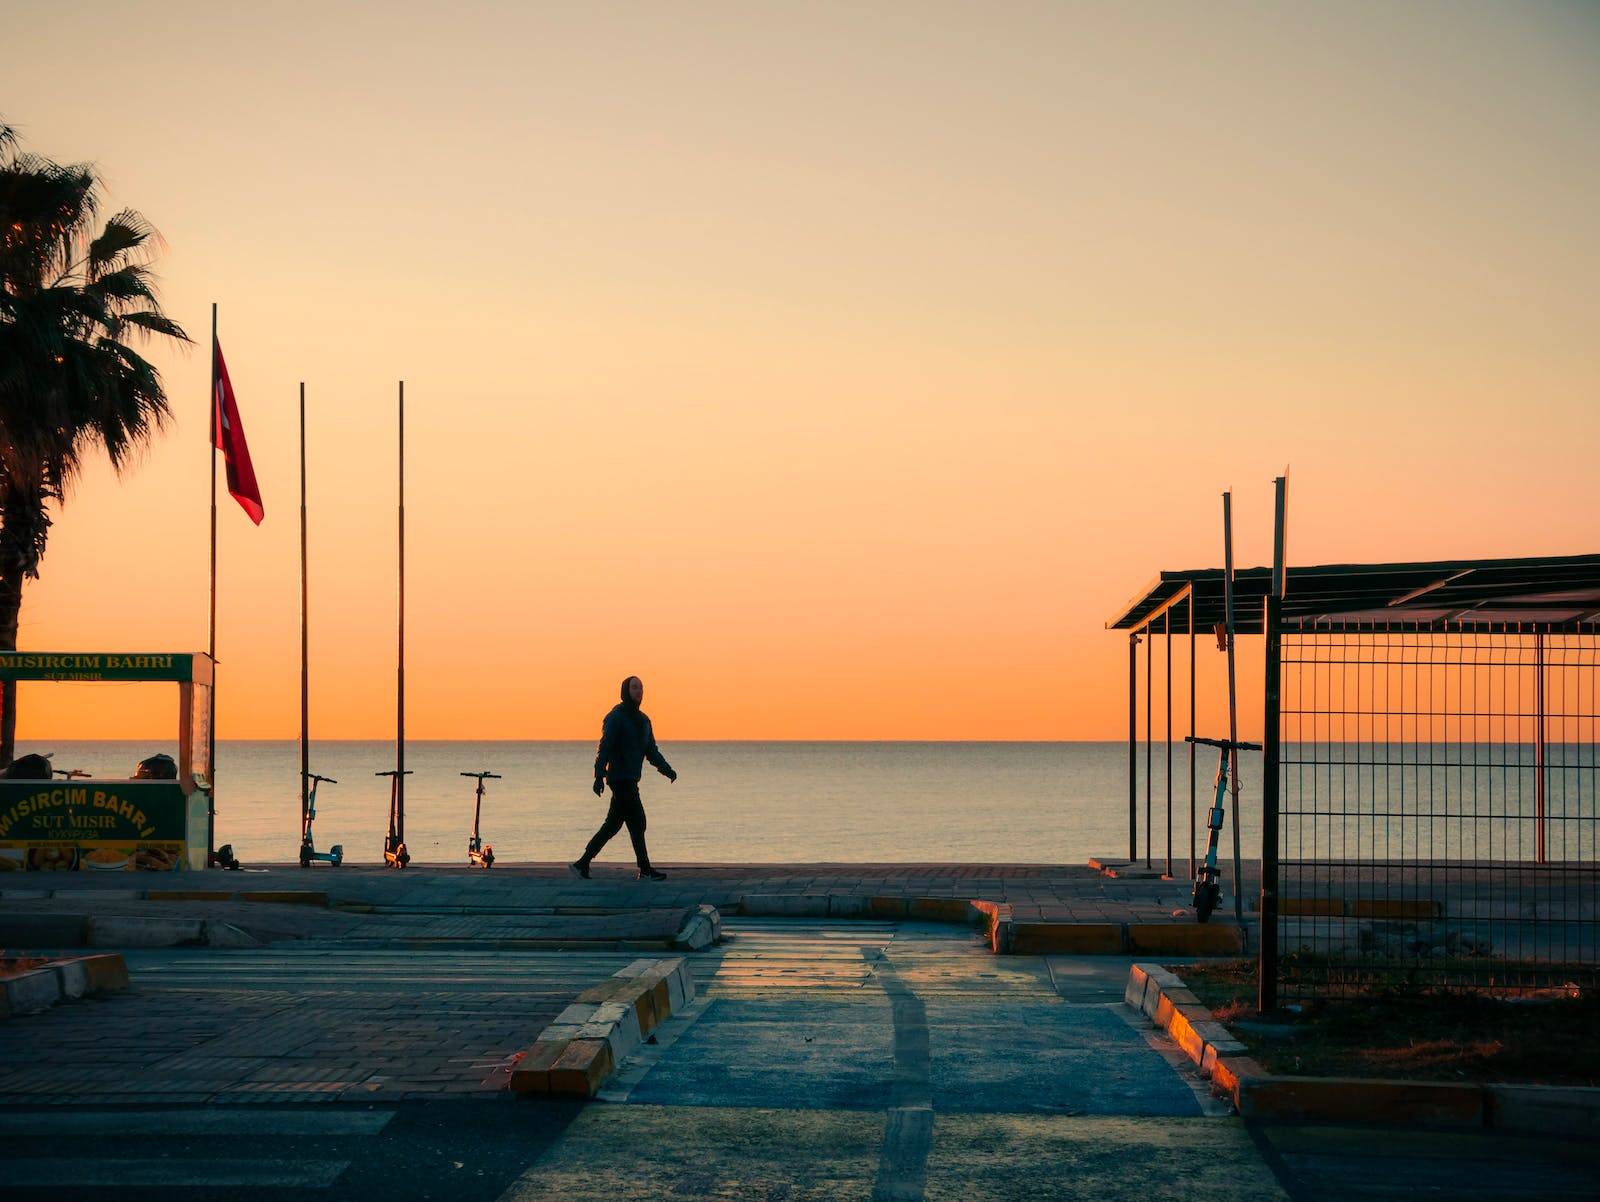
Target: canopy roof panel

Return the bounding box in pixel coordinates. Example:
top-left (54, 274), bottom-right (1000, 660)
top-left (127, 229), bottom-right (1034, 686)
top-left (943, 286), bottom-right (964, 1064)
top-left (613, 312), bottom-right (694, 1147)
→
top-left (1107, 554), bottom-right (1600, 634)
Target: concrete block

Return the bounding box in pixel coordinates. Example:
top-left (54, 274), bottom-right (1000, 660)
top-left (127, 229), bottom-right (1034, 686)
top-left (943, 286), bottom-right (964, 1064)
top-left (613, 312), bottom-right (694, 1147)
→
top-left (546, 1039), bottom-right (614, 1097)
top-left (612, 959), bottom-right (657, 980)
top-left (908, 898), bottom-right (970, 924)
top-left (1140, 979), bottom-right (1166, 1021)
top-left (1012, 923), bottom-right (1124, 956)
top-left (1, 968), bottom-right (61, 1017)
top-left (74, 953), bottom-right (129, 994)
top-left (203, 921), bottom-right (261, 948)
top-left (552, 1003), bottom-right (599, 1027)
top-left (867, 896), bottom-right (909, 919)
top-left (0, 912), bottom-right (88, 948)
top-left (672, 911), bottom-right (715, 950)
top-left (827, 895), bottom-right (871, 918)
top-left (1239, 1076), bottom-right (1483, 1128)
top-left (738, 894), bottom-right (820, 917)
top-left (575, 976), bottom-right (642, 1005)
top-left (147, 889), bottom-right (235, 902)
top-left (1128, 923), bottom-right (1245, 955)
top-left (1124, 964), bottom-right (1151, 1011)
top-left (535, 1023), bottom-right (584, 1043)
top-left (509, 1040), bottom-right (568, 1094)
top-left (1351, 898), bottom-right (1441, 921)
top-left (86, 915), bottom-right (204, 948)
top-left (242, 891), bottom-right (328, 907)
top-left (1278, 897), bottom-right (1346, 917)
top-left (53, 958), bottom-right (89, 999)
top-left (674, 960), bottom-right (696, 1005)
top-left (1488, 1084), bottom-right (1600, 1136)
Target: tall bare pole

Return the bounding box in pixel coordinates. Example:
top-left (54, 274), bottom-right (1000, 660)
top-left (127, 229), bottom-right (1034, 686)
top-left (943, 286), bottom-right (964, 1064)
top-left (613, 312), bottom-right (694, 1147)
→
top-left (299, 384), bottom-right (309, 835)
top-left (1222, 490), bottom-right (1243, 925)
top-left (396, 381), bottom-right (406, 838)
top-left (206, 302), bottom-right (218, 863)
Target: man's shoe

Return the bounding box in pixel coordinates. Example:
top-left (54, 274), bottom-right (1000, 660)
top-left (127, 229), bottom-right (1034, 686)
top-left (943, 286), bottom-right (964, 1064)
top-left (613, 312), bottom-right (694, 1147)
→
top-left (637, 867), bottom-right (667, 881)
top-left (569, 861), bottom-right (591, 880)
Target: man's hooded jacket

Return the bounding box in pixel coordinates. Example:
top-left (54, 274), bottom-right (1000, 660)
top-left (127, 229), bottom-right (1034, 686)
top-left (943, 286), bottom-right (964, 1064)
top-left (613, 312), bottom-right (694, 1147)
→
top-left (594, 678), bottom-right (675, 785)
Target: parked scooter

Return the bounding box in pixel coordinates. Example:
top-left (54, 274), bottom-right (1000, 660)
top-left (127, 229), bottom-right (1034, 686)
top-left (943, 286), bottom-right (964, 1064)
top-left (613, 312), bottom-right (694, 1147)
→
top-left (461, 771), bottom-right (500, 868)
top-left (299, 772), bottom-right (344, 867)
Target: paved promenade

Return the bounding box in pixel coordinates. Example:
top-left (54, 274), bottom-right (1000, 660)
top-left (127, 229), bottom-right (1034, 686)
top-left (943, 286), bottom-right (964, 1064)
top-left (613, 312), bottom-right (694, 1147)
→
top-left (4, 860), bottom-right (1241, 927)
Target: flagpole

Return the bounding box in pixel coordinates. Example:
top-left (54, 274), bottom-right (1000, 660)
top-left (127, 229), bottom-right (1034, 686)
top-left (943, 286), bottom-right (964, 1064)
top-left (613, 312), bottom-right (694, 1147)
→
top-left (206, 302), bottom-right (218, 866)
top-left (299, 382), bottom-right (309, 843)
top-left (396, 380), bottom-right (405, 843)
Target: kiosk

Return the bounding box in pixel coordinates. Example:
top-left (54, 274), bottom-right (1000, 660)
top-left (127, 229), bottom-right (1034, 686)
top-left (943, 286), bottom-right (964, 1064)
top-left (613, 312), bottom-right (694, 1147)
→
top-left (0, 652), bottom-right (214, 873)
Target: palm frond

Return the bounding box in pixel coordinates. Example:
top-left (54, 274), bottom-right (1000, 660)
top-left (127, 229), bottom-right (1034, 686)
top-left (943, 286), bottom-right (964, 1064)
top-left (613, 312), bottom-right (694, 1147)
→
top-left (87, 210), bottom-right (154, 278)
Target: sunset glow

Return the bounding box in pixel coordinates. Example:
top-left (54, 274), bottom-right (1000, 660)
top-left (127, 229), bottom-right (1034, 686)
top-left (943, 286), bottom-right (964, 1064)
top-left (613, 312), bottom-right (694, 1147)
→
top-left (7, 1), bottom-right (1598, 741)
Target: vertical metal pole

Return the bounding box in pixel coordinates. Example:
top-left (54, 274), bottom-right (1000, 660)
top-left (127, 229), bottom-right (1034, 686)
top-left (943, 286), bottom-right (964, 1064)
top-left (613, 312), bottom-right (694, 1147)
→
top-left (1189, 591), bottom-right (1197, 879)
top-left (1260, 473), bottom-right (1288, 1010)
top-left (1165, 607), bottom-right (1173, 878)
top-left (1223, 491), bottom-right (1243, 924)
top-left (206, 303), bottom-right (218, 864)
top-left (1260, 594), bottom-right (1283, 1011)
top-left (1146, 621), bottom-right (1153, 868)
top-left (1128, 633), bottom-right (1138, 862)
top-left (396, 382), bottom-right (406, 844)
top-left (299, 384), bottom-right (309, 841)
top-left (1535, 628), bottom-right (1546, 865)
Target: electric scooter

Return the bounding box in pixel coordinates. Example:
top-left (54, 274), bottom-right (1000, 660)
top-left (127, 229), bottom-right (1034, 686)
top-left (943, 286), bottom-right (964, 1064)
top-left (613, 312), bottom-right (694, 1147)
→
top-left (299, 772), bottom-right (343, 867)
top-left (378, 768), bottom-right (412, 867)
top-left (1185, 734), bottom-right (1261, 923)
top-left (461, 771), bottom-right (500, 868)
top-left (52, 766), bottom-right (91, 781)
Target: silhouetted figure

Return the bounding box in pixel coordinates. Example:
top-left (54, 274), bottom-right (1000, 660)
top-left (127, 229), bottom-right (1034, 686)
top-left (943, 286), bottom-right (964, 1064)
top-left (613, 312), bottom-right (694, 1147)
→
top-left (571, 676), bottom-right (676, 881)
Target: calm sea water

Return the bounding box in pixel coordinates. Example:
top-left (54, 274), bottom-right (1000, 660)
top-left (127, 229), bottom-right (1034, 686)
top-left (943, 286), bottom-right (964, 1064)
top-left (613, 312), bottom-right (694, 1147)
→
top-left (16, 741), bottom-right (1252, 867)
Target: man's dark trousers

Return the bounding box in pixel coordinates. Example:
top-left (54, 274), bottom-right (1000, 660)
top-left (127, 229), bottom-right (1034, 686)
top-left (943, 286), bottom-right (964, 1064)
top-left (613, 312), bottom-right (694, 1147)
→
top-left (582, 779), bottom-right (651, 869)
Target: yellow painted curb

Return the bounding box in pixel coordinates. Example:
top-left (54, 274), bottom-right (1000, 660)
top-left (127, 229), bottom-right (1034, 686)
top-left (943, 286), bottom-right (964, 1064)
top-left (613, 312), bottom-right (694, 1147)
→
top-left (1127, 923), bottom-right (1244, 955)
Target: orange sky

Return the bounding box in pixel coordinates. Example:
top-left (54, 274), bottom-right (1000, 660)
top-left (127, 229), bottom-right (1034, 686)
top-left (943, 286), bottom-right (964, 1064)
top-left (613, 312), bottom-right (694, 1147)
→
top-left (7, 1), bottom-right (1599, 740)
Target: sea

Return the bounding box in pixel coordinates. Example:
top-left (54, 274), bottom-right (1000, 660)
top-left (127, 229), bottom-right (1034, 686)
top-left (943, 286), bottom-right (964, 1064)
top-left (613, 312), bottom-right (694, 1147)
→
top-left (18, 740), bottom-right (1592, 867)
top-left (12, 740), bottom-right (1259, 868)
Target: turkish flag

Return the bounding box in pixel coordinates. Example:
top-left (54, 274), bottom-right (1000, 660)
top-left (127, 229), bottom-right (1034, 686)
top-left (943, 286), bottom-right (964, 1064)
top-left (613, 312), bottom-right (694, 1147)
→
top-left (212, 340), bottom-right (264, 524)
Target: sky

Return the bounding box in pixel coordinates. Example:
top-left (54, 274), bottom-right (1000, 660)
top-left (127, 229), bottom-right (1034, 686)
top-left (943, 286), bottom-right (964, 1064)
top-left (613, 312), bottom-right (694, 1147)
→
top-left (5, 1), bottom-right (1599, 741)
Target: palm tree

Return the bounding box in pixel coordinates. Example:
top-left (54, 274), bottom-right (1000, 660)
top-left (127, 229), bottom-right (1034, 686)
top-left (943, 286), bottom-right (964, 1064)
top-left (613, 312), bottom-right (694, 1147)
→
top-left (0, 120), bottom-right (189, 764)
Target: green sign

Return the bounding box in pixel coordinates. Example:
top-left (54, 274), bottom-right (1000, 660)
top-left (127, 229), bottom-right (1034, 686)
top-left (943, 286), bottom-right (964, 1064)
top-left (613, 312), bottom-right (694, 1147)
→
top-left (0, 652), bottom-right (202, 683)
top-left (0, 782), bottom-right (191, 872)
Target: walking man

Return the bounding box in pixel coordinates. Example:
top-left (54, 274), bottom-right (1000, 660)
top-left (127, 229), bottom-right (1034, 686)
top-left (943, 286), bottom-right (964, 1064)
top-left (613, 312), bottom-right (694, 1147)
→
top-left (571, 675), bottom-right (676, 880)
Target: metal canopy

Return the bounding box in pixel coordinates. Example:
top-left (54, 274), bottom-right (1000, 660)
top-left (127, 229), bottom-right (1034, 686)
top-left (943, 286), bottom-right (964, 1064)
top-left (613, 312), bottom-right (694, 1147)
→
top-left (1107, 553), bottom-right (1600, 634)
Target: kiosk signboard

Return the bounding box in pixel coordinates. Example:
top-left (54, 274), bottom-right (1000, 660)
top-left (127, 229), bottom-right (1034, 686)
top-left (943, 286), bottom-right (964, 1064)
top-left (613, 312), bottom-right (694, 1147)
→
top-left (0, 781), bottom-right (191, 872)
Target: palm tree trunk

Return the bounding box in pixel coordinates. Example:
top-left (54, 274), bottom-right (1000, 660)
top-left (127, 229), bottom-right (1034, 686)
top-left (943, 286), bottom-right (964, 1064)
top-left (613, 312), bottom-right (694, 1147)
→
top-left (0, 566), bottom-right (21, 766)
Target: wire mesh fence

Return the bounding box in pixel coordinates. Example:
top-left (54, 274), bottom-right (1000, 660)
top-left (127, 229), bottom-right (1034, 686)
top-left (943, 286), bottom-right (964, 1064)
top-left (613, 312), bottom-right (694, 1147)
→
top-left (1273, 621), bottom-right (1599, 999)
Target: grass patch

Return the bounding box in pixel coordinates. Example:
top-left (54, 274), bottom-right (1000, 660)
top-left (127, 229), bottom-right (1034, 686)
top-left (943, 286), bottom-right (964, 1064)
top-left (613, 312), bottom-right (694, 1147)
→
top-left (1171, 958), bottom-right (1600, 1086)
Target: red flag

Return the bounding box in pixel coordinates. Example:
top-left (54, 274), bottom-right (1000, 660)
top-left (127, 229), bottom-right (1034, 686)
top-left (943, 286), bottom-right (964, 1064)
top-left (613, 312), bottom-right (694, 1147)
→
top-left (212, 340), bottom-right (264, 524)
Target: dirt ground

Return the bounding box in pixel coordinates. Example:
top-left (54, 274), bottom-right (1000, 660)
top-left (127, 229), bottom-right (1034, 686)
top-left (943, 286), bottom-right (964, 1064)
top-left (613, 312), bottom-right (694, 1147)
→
top-left (1177, 959), bottom-right (1600, 1086)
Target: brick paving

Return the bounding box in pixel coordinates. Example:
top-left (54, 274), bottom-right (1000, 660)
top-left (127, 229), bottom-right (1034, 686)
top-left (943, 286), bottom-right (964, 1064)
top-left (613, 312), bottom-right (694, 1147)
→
top-left (0, 948), bottom-right (639, 1105)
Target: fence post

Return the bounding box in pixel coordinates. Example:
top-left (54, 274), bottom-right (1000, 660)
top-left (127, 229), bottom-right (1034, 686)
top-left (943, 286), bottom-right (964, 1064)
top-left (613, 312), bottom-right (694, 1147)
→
top-left (1128, 632), bottom-right (1138, 862)
top-left (1259, 593), bottom-right (1282, 1012)
top-left (1535, 628), bottom-right (1547, 865)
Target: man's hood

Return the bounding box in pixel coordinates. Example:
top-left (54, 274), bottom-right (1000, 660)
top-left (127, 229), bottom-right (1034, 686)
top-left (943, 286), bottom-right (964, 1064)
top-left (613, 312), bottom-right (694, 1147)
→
top-left (619, 676), bottom-right (641, 710)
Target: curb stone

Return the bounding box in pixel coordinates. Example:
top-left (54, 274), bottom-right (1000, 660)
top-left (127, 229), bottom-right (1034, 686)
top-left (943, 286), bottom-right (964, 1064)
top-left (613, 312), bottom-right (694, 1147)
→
top-left (511, 957), bottom-right (696, 1098)
top-left (1, 953), bottom-right (129, 1019)
top-left (1124, 962), bottom-right (1600, 1133)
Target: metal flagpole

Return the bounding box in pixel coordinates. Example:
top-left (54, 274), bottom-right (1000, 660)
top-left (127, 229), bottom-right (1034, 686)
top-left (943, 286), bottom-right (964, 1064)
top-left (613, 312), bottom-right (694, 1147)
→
top-left (380, 382), bottom-right (410, 866)
top-left (206, 302), bottom-right (218, 865)
top-left (397, 381), bottom-right (405, 842)
top-left (299, 384), bottom-right (309, 845)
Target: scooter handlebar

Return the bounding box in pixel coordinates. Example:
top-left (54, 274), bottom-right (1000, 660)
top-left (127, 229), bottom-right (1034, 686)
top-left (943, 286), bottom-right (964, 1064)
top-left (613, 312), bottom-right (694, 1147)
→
top-left (460, 771), bottom-right (503, 779)
top-left (307, 773), bottom-right (338, 785)
top-left (1184, 735), bottom-right (1263, 752)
